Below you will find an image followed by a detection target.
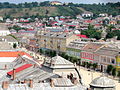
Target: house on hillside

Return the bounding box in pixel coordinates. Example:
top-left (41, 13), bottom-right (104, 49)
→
top-left (82, 11), bottom-right (93, 17)
top-left (99, 13), bottom-right (108, 17)
top-left (50, 1), bottom-right (63, 5)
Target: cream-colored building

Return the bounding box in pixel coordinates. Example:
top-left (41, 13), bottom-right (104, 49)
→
top-left (50, 1), bottom-right (63, 5)
top-left (37, 32), bottom-right (79, 52)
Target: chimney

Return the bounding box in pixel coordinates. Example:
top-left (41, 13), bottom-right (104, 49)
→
top-left (29, 79), bottom-right (33, 88)
top-left (50, 79), bottom-right (54, 87)
top-left (34, 64), bottom-right (37, 68)
top-left (87, 88), bottom-right (91, 90)
top-left (2, 81), bottom-right (9, 89)
top-left (12, 68), bottom-right (16, 80)
top-left (73, 78), bottom-right (78, 85)
top-left (4, 64), bottom-right (7, 70)
top-left (18, 81), bottom-right (21, 84)
top-left (24, 79), bottom-right (28, 84)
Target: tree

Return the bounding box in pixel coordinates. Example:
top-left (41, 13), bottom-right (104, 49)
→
top-left (86, 62), bottom-right (92, 68)
top-left (8, 34), bottom-right (17, 40)
top-left (71, 57), bottom-right (78, 63)
top-left (39, 49), bottom-right (43, 54)
top-left (106, 65), bottom-right (113, 75)
top-left (40, 1), bottom-right (50, 6)
top-left (81, 27), bottom-right (102, 40)
top-left (117, 71), bottom-right (120, 82)
top-left (82, 62), bottom-right (87, 67)
top-left (88, 24), bottom-right (94, 30)
top-left (106, 32), bottom-right (114, 39)
top-left (112, 68), bottom-right (116, 78)
top-left (93, 63), bottom-right (98, 70)
top-left (13, 43), bottom-right (17, 48)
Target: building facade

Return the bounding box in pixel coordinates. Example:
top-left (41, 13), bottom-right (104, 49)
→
top-left (37, 32), bottom-right (79, 52)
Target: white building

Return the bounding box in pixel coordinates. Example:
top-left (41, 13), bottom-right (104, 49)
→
top-left (0, 16), bottom-right (3, 21)
top-left (1, 36), bottom-right (19, 47)
top-left (82, 11), bottom-right (93, 17)
top-left (0, 23), bottom-right (11, 36)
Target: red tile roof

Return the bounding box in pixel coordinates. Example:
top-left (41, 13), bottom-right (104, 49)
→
top-left (76, 34), bottom-right (88, 38)
top-left (7, 64), bottom-right (33, 76)
top-left (84, 20), bottom-right (92, 23)
top-left (0, 51), bottom-right (32, 58)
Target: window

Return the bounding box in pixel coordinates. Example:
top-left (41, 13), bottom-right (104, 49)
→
top-left (117, 62), bottom-right (120, 66)
top-left (103, 57), bottom-right (106, 62)
top-left (111, 59), bottom-right (115, 64)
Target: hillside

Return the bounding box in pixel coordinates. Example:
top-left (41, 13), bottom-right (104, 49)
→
top-left (0, 6), bottom-right (83, 18)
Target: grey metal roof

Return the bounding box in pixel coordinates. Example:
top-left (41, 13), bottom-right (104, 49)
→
top-left (54, 78), bottom-right (74, 87)
top-left (90, 76), bottom-right (115, 88)
top-left (0, 83), bottom-right (86, 90)
top-left (95, 47), bottom-right (119, 57)
top-left (0, 23), bottom-right (9, 30)
top-left (44, 55), bottom-right (75, 69)
top-left (51, 55), bottom-right (73, 65)
top-left (39, 32), bottom-right (74, 39)
top-left (0, 42), bottom-right (14, 50)
top-left (3, 36), bottom-right (18, 42)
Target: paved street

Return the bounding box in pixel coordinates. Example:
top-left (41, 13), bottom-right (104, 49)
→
top-left (78, 66), bottom-right (120, 90)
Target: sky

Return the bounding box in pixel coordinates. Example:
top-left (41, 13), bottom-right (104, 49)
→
top-left (0, 0), bottom-right (119, 4)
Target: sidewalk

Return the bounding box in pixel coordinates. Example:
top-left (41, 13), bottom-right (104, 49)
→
top-left (77, 66), bottom-right (120, 90)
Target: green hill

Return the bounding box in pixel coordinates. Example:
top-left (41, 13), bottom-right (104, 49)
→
top-left (0, 6), bottom-right (83, 18)
top-left (0, 1), bottom-right (119, 19)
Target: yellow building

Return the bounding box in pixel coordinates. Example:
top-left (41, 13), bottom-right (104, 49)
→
top-left (116, 54), bottom-right (120, 71)
top-left (36, 32), bottom-right (79, 52)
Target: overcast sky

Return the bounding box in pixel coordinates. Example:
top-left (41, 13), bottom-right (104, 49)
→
top-left (0, 0), bottom-right (119, 4)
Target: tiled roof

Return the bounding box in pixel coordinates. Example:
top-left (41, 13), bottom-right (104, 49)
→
top-left (7, 64), bottom-right (33, 76)
top-left (82, 43), bottom-right (104, 52)
top-left (95, 47), bottom-right (119, 57)
top-left (76, 34), bottom-right (88, 38)
top-left (0, 51), bottom-right (32, 58)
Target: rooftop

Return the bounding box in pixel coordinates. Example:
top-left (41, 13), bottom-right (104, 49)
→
top-left (44, 55), bottom-right (75, 69)
top-left (1, 36), bottom-right (18, 42)
top-left (95, 46), bottom-right (119, 57)
top-left (90, 76), bottom-right (115, 88)
top-left (0, 23), bottom-right (8, 30)
top-left (0, 42), bottom-right (14, 51)
top-left (82, 43), bottom-right (104, 52)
